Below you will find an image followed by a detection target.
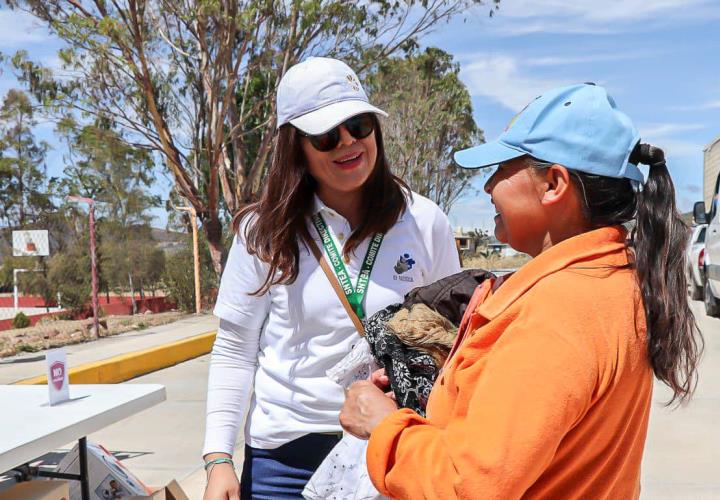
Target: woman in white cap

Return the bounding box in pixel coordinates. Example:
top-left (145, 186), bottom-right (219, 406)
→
top-left (201, 57), bottom-right (461, 499)
top-left (340, 83), bottom-right (703, 499)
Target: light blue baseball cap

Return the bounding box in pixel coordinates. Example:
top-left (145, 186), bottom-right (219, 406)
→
top-left (454, 83), bottom-right (644, 182)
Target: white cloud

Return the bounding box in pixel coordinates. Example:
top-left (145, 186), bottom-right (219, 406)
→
top-left (486, 0), bottom-right (720, 35)
top-left (459, 54), bottom-right (570, 111)
top-left (455, 50), bottom-right (652, 68)
top-left (0, 9), bottom-right (52, 48)
top-left (668, 100), bottom-right (720, 112)
top-left (651, 138), bottom-right (704, 158)
top-left (637, 123), bottom-right (707, 157)
top-left (639, 123), bottom-right (706, 137)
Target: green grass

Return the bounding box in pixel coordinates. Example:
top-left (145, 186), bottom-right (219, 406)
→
top-left (16, 343), bottom-right (42, 353)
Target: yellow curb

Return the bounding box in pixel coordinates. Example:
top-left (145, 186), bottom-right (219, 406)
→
top-left (14, 331), bottom-right (217, 385)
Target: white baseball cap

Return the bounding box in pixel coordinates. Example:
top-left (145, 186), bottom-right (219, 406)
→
top-left (276, 57), bottom-right (388, 135)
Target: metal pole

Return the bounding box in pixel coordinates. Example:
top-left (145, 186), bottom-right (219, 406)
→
top-left (190, 207), bottom-right (201, 314)
top-left (13, 269), bottom-right (27, 311)
top-left (78, 437), bottom-right (90, 500)
top-left (88, 203), bottom-right (100, 338)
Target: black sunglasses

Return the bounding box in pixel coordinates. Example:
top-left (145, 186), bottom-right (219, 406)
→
top-left (298, 113), bottom-right (375, 152)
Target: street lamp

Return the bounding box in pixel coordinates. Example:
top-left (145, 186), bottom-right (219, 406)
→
top-left (171, 203), bottom-right (201, 315)
top-left (67, 195), bottom-right (101, 338)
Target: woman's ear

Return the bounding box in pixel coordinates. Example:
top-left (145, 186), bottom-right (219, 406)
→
top-left (540, 164), bottom-right (573, 207)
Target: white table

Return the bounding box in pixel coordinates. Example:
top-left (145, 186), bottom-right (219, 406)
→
top-left (0, 384), bottom-right (166, 499)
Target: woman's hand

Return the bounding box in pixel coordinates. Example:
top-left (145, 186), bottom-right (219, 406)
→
top-left (370, 368), bottom-right (396, 401)
top-left (203, 453), bottom-right (240, 500)
top-left (370, 368), bottom-right (390, 390)
top-left (340, 380), bottom-right (398, 439)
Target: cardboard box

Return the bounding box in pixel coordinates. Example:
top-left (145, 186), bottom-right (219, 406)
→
top-left (57, 442), bottom-right (152, 499)
top-left (0, 479), bottom-right (70, 500)
top-left (128, 480), bottom-right (190, 500)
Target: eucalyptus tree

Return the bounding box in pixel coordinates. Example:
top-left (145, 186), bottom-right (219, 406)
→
top-left (0, 88), bottom-right (51, 228)
top-left (367, 48), bottom-right (485, 213)
top-left (5, 0), bottom-right (498, 274)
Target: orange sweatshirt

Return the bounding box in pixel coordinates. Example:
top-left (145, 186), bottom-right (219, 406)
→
top-left (367, 226), bottom-right (653, 499)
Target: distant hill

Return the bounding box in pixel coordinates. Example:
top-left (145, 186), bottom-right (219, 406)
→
top-left (0, 226), bottom-right (188, 262)
top-left (680, 211), bottom-right (695, 226)
top-left (151, 227), bottom-right (188, 254)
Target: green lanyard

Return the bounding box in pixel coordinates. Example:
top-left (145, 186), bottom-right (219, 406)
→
top-left (311, 213), bottom-right (383, 320)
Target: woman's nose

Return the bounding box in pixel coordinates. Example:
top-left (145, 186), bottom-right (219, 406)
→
top-left (484, 173), bottom-right (496, 194)
top-left (336, 125), bottom-right (356, 148)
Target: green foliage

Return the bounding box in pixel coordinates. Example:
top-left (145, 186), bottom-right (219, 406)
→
top-left (3, 0), bottom-right (497, 275)
top-left (17, 343), bottom-right (41, 353)
top-left (56, 122), bottom-right (160, 226)
top-left (97, 222), bottom-right (166, 297)
top-left (162, 232), bottom-right (218, 313)
top-left (47, 240), bottom-right (92, 314)
top-left (367, 47), bottom-right (487, 212)
top-left (12, 311), bottom-right (30, 329)
top-left (0, 89), bottom-right (52, 227)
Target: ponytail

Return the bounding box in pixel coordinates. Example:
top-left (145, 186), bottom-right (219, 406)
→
top-left (630, 144), bottom-right (703, 405)
top-left (528, 147), bottom-right (703, 405)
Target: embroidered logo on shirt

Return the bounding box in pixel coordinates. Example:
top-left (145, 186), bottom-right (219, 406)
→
top-left (393, 253), bottom-right (416, 277)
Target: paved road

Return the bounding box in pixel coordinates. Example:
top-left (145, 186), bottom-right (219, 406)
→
top-left (6, 302), bottom-right (717, 497)
top-left (0, 313), bottom-right (218, 384)
top-left (641, 300), bottom-right (720, 499)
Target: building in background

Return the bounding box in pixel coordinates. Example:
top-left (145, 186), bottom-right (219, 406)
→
top-left (704, 134), bottom-right (720, 208)
top-left (454, 226), bottom-right (485, 253)
top-left (454, 227), bottom-right (519, 258)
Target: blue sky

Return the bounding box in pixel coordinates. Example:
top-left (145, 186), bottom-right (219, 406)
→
top-left (1, 2), bottom-right (719, 233)
top-left (424, 0), bottom-right (720, 230)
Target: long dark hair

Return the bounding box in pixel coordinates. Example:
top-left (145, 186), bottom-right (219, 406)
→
top-left (234, 114), bottom-right (409, 295)
top-left (529, 144), bottom-right (703, 405)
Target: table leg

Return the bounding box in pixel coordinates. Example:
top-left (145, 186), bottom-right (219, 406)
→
top-left (79, 437), bottom-right (90, 500)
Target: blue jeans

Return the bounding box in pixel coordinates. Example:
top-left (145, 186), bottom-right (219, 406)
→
top-left (240, 433), bottom-right (342, 499)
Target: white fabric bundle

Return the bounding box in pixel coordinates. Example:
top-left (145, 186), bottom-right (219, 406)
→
top-left (302, 341), bottom-right (388, 500)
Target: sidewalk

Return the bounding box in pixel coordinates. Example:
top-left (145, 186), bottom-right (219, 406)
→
top-left (80, 353), bottom-right (234, 496)
top-left (0, 314), bottom-right (219, 384)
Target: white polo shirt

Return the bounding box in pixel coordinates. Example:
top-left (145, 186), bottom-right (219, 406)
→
top-left (205, 192), bottom-right (460, 452)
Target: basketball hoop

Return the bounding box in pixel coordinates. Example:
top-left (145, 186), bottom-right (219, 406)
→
top-left (12, 230), bottom-right (50, 257)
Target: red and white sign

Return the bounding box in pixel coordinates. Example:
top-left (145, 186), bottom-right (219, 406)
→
top-left (50, 361), bottom-right (65, 390)
top-left (46, 349), bottom-right (70, 405)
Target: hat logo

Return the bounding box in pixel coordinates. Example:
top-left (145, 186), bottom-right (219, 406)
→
top-left (504, 95), bottom-right (540, 131)
top-left (346, 74), bottom-right (360, 92)
top-left (505, 113), bottom-right (521, 132)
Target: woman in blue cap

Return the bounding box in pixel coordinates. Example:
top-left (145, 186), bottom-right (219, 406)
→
top-left (340, 83), bottom-right (703, 499)
top-left (201, 57), bottom-right (461, 499)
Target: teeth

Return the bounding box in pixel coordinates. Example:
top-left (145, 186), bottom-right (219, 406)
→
top-left (337, 153), bottom-right (360, 163)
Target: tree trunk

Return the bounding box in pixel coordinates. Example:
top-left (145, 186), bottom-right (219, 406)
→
top-left (203, 216), bottom-right (224, 277)
top-left (128, 273), bottom-right (137, 315)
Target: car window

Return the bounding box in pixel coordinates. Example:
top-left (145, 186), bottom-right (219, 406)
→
top-left (698, 227), bottom-right (706, 243)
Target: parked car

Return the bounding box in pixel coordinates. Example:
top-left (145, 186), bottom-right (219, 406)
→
top-left (686, 224), bottom-right (707, 300)
top-left (694, 174), bottom-right (720, 317)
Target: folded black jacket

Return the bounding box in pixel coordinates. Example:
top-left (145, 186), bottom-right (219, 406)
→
top-left (363, 269), bottom-right (495, 415)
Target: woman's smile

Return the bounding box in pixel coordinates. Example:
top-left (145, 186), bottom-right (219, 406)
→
top-left (333, 151), bottom-right (364, 170)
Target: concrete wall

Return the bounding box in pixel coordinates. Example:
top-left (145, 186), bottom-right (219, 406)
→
top-left (0, 296), bottom-right (176, 332)
top-left (704, 135), bottom-right (720, 208)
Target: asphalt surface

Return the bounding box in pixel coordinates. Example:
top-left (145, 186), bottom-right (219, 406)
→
top-left (3, 301), bottom-right (717, 498)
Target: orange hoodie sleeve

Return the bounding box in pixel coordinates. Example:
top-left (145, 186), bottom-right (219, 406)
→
top-left (366, 312), bottom-right (598, 499)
